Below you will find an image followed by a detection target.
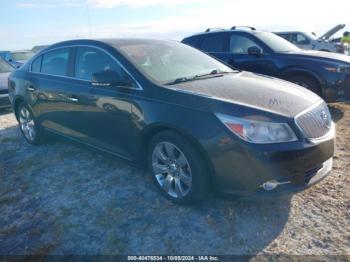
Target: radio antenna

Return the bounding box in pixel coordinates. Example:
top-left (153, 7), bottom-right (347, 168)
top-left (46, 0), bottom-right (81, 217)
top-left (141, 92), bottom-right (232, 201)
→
top-left (85, 2), bottom-right (92, 37)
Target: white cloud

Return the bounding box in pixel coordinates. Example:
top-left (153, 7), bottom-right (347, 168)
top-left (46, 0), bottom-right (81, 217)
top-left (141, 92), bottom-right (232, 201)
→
top-left (86, 0), bottom-right (208, 8)
top-left (16, 1), bottom-right (78, 8)
top-left (84, 0), bottom-right (350, 39)
top-left (16, 0), bottom-right (209, 9)
top-left (7, 0), bottom-right (350, 50)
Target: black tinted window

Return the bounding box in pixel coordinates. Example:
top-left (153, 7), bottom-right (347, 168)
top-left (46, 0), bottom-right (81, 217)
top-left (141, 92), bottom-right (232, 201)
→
top-left (41, 49), bottom-right (70, 76)
top-left (277, 34), bottom-right (290, 41)
top-left (75, 47), bottom-right (127, 81)
top-left (31, 56), bottom-right (42, 73)
top-left (200, 34), bottom-right (225, 52)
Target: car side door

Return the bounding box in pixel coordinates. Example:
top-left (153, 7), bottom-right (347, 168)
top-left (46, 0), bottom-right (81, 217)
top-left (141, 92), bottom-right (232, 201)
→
top-left (28, 47), bottom-right (87, 136)
top-left (69, 46), bottom-right (143, 160)
top-left (216, 32), bottom-right (278, 76)
top-left (196, 32), bottom-right (229, 63)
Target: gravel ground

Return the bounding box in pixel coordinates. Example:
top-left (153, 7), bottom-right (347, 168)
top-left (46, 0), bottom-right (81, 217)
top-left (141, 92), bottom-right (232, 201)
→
top-left (0, 104), bottom-right (349, 256)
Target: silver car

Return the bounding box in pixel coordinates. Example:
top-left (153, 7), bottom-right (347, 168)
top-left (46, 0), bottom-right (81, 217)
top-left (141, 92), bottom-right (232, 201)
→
top-left (275, 24), bottom-right (346, 53)
top-left (0, 58), bottom-right (13, 109)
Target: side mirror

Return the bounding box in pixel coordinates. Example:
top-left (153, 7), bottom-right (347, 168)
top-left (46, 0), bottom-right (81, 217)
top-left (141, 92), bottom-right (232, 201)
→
top-left (248, 46), bottom-right (262, 56)
top-left (91, 70), bottom-right (134, 88)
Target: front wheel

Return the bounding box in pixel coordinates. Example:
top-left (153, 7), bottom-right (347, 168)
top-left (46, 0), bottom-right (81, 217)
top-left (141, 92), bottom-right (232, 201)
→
top-left (17, 102), bottom-right (46, 145)
top-left (288, 75), bottom-right (321, 96)
top-left (148, 131), bottom-right (209, 204)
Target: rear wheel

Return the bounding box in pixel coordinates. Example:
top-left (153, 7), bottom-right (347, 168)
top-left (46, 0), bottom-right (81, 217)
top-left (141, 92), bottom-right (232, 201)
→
top-left (148, 131), bottom-right (209, 204)
top-left (288, 75), bottom-right (321, 96)
top-left (17, 102), bottom-right (46, 145)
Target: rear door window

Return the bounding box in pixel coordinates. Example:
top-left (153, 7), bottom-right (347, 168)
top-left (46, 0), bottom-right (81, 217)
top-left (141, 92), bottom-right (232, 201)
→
top-left (41, 48), bottom-right (70, 76)
top-left (200, 34), bottom-right (226, 52)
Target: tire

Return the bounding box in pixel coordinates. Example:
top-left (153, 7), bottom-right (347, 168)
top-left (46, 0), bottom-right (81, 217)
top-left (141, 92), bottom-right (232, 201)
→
top-left (288, 75), bottom-right (321, 96)
top-left (148, 131), bottom-right (209, 204)
top-left (16, 102), bottom-right (46, 145)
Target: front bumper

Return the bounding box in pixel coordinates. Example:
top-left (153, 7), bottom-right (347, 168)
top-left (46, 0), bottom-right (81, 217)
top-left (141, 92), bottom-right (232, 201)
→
top-left (252, 157), bottom-right (333, 198)
top-left (0, 93), bottom-right (10, 108)
top-left (323, 73), bottom-right (350, 102)
top-left (203, 129), bottom-right (335, 197)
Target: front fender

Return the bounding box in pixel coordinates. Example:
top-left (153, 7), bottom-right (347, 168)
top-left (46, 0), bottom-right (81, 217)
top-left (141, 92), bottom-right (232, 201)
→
top-left (277, 67), bottom-right (326, 88)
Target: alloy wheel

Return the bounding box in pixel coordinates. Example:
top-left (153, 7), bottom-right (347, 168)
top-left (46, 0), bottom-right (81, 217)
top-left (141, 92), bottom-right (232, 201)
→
top-left (152, 142), bottom-right (192, 198)
top-left (19, 106), bottom-right (36, 142)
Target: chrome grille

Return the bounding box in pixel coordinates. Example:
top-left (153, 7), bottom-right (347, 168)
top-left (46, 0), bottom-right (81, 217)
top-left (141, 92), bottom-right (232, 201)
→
top-left (295, 102), bottom-right (333, 139)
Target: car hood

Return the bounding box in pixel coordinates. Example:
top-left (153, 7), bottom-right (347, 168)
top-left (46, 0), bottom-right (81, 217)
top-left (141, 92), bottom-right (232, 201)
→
top-left (0, 72), bottom-right (10, 90)
top-left (280, 49), bottom-right (350, 63)
top-left (319, 24), bottom-right (346, 40)
top-left (169, 71), bottom-right (321, 117)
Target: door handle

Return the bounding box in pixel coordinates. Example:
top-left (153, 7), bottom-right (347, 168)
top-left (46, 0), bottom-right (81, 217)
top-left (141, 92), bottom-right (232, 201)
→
top-left (68, 96), bottom-right (79, 102)
top-left (27, 86), bottom-right (36, 92)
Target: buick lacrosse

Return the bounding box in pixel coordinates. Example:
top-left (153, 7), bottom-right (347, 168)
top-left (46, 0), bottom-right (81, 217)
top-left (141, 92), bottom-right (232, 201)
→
top-left (8, 39), bottom-right (335, 203)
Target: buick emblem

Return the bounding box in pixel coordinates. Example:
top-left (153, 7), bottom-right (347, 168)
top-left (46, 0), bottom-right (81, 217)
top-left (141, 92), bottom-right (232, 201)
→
top-left (320, 110), bottom-right (331, 129)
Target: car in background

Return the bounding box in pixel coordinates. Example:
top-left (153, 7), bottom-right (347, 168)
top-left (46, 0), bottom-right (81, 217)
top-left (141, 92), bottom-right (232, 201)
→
top-left (275, 24), bottom-right (346, 53)
top-left (32, 45), bottom-right (49, 53)
top-left (0, 51), bottom-right (12, 65)
top-left (0, 50), bottom-right (34, 68)
top-left (0, 57), bottom-right (14, 109)
top-left (182, 26), bottom-right (350, 102)
top-left (10, 50), bottom-right (35, 67)
top-left (8, 39), bottom-right (334, 203)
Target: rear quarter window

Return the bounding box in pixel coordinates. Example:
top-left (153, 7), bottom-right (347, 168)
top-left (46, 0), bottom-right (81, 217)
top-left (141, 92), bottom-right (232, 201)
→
top-left (182, 37), bottom-right (200, 48)
top-left (41, 48), bottom-right (70, 76)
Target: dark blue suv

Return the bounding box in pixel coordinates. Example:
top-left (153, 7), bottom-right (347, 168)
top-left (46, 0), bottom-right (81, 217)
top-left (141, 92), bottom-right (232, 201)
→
top-left (182, 27), bottom-right (350, 102)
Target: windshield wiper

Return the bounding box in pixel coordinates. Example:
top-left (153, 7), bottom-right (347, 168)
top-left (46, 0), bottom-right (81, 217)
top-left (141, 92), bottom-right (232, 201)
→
top-left (165, 69), bottom-right (234, 85)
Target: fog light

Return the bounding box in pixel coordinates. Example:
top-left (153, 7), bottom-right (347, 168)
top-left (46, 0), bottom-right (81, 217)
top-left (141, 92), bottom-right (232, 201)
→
top-left (260, 180), bottom-right (291, 191)
top-left (261, 180), bottom-right (279, 191)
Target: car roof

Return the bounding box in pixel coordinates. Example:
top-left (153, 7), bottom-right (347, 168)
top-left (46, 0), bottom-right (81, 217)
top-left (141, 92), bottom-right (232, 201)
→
top-left (184, 29), bottom-right (261, 39)
top-left (43, 38), bottom-right (178, 51)
top-left (274, 31), bottom-right (303, 34)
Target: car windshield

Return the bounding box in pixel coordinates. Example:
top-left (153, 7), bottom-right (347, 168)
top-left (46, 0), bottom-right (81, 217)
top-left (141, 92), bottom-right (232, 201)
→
top-left (0, 59), bottom-right (13, 73)
top-left (256, 32), bottom-right (300, 53)
top-left (115, 40), bottom-right (234, 84)
top-left (11, 51), bottom-right (34, 61)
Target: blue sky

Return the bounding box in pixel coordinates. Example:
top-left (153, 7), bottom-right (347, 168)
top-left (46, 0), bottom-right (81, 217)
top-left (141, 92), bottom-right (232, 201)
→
top-left (1, 0), bottom-right (349, 50)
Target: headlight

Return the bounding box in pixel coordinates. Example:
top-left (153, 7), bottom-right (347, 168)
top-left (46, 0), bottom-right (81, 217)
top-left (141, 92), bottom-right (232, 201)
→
top-left (324, 65), bottom-right (350, 73)
top-left (216, 113), bottom-right (298, 144)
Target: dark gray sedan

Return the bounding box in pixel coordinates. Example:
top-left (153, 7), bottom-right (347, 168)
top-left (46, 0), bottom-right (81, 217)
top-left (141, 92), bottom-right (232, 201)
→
top-left (8, 39), bottom-right (335, 203)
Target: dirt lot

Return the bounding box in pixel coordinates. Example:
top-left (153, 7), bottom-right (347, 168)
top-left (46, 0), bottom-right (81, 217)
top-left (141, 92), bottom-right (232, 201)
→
top-left (0, 104), bottom-right (349, 256)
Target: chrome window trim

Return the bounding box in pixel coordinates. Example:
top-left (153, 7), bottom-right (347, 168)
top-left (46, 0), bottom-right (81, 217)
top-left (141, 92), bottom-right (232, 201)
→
top-left (294, 100), bottom-right (335, 144)
top-left (29, 44), bottom-right (143, 91)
